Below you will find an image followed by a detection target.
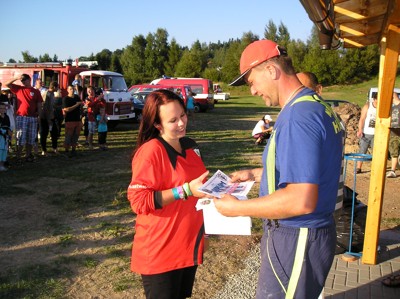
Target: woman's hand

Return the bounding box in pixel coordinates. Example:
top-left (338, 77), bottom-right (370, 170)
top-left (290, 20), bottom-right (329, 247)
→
top-left (189, 171), bottom-right (210, 198)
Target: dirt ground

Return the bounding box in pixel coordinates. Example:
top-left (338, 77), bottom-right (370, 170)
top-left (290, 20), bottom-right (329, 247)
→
top-left (1, 101), bottom-right (399, 298)
top-left (1, 155), bottom-right (399, 299)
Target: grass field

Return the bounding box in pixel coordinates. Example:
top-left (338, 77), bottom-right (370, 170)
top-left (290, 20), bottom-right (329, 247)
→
top-left (1, 78), bottom-right (399, 298)
top-left (223, 75), bottom-right (400, 107)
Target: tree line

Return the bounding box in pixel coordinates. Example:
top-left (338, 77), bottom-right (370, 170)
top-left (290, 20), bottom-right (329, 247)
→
top-left (9, 20), bottom-right (381, 87)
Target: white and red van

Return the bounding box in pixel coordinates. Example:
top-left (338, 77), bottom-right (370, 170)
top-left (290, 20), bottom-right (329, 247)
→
top-left (150, 77), bottom-right (214, 112)
top-left (79, 70), bottom-right (135, 122)
top-left (0, 62), bottom-right (135, 125)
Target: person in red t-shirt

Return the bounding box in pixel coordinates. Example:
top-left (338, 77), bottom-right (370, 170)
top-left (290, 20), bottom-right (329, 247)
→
top-left (85, 86), bottom-right (106, 150)
top-left (5, 74), bottom-right (43, 162)
top-left (127, 89), bottom-right (209, 299)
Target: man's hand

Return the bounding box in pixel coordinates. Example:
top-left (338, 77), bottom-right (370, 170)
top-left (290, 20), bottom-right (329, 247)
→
top-left (230, 169), bottom-right (261, 182)
top-left (214, 193), bottom-right (241, 217)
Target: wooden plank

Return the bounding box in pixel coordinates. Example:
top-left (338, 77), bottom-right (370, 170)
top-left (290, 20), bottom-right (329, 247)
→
top-left (362, 25), bottom-right (400, 265)
top-left (334, 0), bottom-right (389, 22)
top-left (339, 18), bottom-right (385, 36)
top-left (343, 34), bottom-right (381, 47)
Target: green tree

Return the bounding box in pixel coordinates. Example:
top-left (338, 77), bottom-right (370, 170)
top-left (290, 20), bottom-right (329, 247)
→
top-left (264, 20), bottom-right (278, 42)
top-left (287, 39), bottom-right (308, 72)
top-left (96, 49), bottom-right (112, 70)
top-left (203, 68), bottom-right (220, 82)
top-left (277, 22), bottom-right (290, 48)
top-left (121, 34), bottom-right (147, 85)
top-left (39, 53), bottom-right (52, 62)
top-left (153, 28), bottom-right (169, 77)
top-left (220, 40), bottom-right (243, 83)
top-left (164, 38), bottom-right (182, 76)
top-left (144, 33), bottom-right (160, 81)
top-left (206, 46), bottom-right (227, 81)
top-left (21, 51), bottom-right (38, 63)
top-left (241, 31), bottom-right (259, 46)
top-left (337, 45), bottom-right (380, 84)
top-left (110, 50), bottom-right (123, 74)
top-left (175, 49), bottom-right (202, 77)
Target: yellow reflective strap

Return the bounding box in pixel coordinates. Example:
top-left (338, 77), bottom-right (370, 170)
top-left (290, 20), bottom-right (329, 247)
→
top-left (285, 227), bottom-right (309, 299)
top-left (266, 132), bottom-right (288, 293)
top-left (266, 131), bottom-right (276, 194)
top-left (266, 229), bottom-right (287, 294)
top-left (291, 95), bottom-right (343, 131)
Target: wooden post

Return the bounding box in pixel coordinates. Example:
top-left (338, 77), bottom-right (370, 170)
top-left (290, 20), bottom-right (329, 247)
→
top-left (362, 25), bottom-right (400, 265)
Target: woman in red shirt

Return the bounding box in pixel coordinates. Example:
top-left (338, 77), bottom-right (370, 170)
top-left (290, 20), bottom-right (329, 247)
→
top-left (127, 89), bottom-right (209, 299)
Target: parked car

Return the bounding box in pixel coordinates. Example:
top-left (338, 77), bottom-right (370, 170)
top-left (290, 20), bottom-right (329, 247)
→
top-left (165, 84), bottom-right (202, 112)
top-left (128, 84), bottom-right (173, 93)
top-left (150, 77), bottom-right (214, 112)
top-left (131, 91), bottom-right (151, 122)
top-left (213, 83), bottom-right (230, 101)
top-left (368, 87), bottom-right (400, 103)
top-left (324, 99), bottom-right (351, 107)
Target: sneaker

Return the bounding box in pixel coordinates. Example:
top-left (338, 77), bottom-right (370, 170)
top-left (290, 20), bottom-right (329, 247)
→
top-left (0, 166), bottom-right (8, 171)
top-left (41, 151), bottom-right (47, 156)
top-left (386, 170), bottom-right (397, 178)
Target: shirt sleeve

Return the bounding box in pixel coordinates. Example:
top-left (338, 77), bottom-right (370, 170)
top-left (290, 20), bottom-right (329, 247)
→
top-left (127, 144), bottom-right (164, 215)
top-left (276, 113), bottom-right (323, 188)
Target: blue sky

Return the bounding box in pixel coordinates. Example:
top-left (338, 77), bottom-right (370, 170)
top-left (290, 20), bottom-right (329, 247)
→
top-left (0, 0), bottom-right (314, 63)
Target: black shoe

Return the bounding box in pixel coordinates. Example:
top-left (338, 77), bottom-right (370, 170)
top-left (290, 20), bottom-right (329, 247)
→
top-left (356, 168), bottom-right (361, 174)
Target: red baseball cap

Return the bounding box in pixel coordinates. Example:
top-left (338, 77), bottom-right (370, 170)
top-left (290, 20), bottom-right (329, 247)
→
top-left (230, 40), bottom-right (286, 86)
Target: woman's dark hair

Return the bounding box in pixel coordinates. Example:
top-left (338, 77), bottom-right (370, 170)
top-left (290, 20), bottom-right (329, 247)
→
top-left (133, 89), bottom-right (186, 156)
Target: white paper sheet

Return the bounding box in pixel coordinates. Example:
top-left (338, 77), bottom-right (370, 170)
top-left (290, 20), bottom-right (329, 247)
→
top-left (196, 198), bottom-right (252, 235)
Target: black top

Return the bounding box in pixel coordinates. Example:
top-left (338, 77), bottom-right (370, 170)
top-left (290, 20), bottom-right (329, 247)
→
top-left (62, 95), bottom-right (82, 122)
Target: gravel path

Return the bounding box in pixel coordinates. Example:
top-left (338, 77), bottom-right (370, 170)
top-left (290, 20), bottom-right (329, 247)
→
top-left (211, 244), bottom-right (260, 299)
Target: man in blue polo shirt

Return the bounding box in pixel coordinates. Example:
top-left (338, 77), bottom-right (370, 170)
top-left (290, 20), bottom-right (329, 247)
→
top-left (214, 40), bottom-right (344, 299)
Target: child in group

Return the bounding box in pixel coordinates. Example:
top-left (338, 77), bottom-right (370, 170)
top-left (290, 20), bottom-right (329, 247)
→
top-left (85, 86), bottom-right (105, 150)
top-left (252, 114), bottom-right (273, 145)
top-left (0, 102), bottom-right (12, 171)
top-left (186, 90), bottom-right (195, 120)
top-left (71, 74), bottom-right (82, 88)
top-left (96, 107), bottom-right (108, 150)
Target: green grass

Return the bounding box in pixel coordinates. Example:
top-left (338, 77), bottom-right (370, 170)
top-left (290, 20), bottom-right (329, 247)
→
top-left (225, 75), bottom-right (400, 107)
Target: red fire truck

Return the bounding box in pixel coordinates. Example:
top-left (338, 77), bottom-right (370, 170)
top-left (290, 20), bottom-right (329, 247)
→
top-left (0, 61), bottom-right (135, 123)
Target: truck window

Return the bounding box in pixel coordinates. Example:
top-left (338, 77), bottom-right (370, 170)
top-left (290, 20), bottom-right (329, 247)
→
top-left (190, 85), bottom-right (203, 94)
top-left (83, 76), bottom-right (90, 89)
top-left (43, 70), bottom-right (59, 87)
top-left (92, 76), bottom-right (103, 89)
top-left (104, 76), bottom-right (128, 91)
